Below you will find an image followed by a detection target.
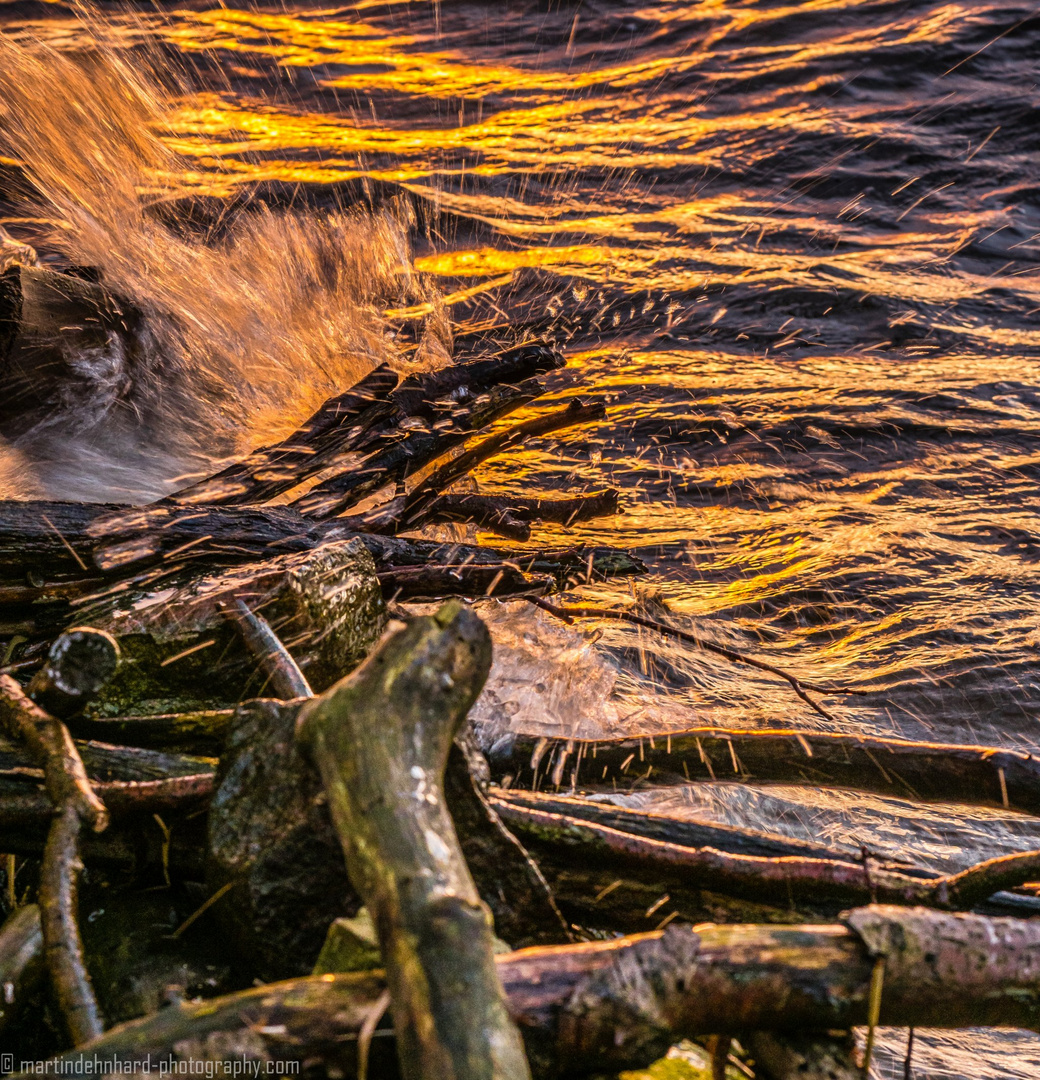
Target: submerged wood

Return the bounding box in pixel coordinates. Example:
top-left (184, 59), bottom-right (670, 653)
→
top-left (488, 726), bottom-right (1040, 815)
top-left (297, 602), bottom-right (532, 1080)
top-left (27, 906), bottom-right (1040, 1079)
top-left (492, 798), bottom-right (1040, 916)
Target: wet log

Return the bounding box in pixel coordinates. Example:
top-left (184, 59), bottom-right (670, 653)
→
top-left (26, 906), bottom-right (1040, 1078)
top-left (0, 903), bottom-right (45, 1036)
top-left (487, 726), bottom-right (1040, 816)
top-left (0, 502), bottom-right (643, 605)
top-left (170, 364), bottom-right (401, 507)
top-left (296, 602), bottom-right (532, 1080)
top-left (80, 537), bottom-right (385, 710)
top-left (27, 627), bottom-right (120, 718)
top-left (291, 379), bottom-right (545, 520)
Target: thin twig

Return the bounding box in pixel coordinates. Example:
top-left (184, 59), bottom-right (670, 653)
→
top-left (225, 600), bottom-right (313, 700)
top-left (526, 599), bottom-right (869, 723)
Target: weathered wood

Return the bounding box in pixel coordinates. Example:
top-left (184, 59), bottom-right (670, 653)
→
top-left (292, 380), bottom-right (545, 520)
top-left (487, 726), bottom-right (1040, 815)
top-left (26, 906), bottom-right (1040, 1078)
top-left (170, 364), bottom-right (401, 507)
top-left (27, 627), bottom-right (120, 718)
top-left (80, 538), bottom-right (385, 709)
top-left (297, 602), bottom-right (532, 1080)
top-left (206, 696), bottom-right (561, 983)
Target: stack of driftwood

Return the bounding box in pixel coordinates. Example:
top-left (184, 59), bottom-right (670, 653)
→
top-left (3, 333), bottom-right (1040, 1080)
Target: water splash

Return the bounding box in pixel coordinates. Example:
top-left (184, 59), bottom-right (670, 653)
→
top-left (0, 34), bottom-right (446, 502)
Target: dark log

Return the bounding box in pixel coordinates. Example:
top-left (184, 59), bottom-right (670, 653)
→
top-left (0, 503), bottom-right (643, 602)
top-left (65, 708), bottom-right (233, 756)
top-left (170, 364), bottom-right (401, 507)
top-left (27, 627), bottom-right (120, 718)
top-left (296, 602), bottom-right (531, 1080)
top-left (398, 401), bottom-right (608, 532)
top-left (487, 726), bottom-right (1040, 816)
top-left (0, 903), bottom-right (45, 1036)
top-left (25, 906), bottom-right (1040, 1078)
top-left (378, 562), bottom-right (553, 600)
top-left (292, 379), bottom-right (545, 520)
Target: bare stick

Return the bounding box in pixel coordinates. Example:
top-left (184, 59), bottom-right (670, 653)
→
top-left (225, 599), bottom-right (312, 699)
top-left (41, 803), bottom-right (103, 1044)
top-left (297, 602), bottom-right (531, 1080)
top-left (0, 675), bottom-right (106, 829)
top-left (528, 599), bottom-right (869, 722)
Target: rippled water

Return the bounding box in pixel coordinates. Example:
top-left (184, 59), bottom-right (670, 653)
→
top-left (2, 1), bottom-right (1040, 1074)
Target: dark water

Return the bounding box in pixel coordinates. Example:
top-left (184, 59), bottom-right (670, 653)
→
top-left (2, 2), bottom-right (1040, 1075)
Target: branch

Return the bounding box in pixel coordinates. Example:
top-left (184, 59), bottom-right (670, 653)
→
top-left (27, 907), bottom-right (1040, 1077)
top-left (296, 603), bottom-right (531, 1080)
top-left (399, 400), bottom-right (607, 531)
top-left (487, 724), bottom-right (1040, 814)
top-left (225, 599), bottom-right (312, 699)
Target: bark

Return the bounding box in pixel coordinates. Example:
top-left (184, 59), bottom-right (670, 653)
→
top-left (487, 726), bottom-right (1040, 815)
top-left (27, 906), bottom-right (1040, 1078)
top-left (296, 602), bottom-right (532, 1080)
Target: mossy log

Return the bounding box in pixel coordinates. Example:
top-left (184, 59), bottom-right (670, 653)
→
top-left (27, 906), bottom-right (1040, 1079)
top-left (296, 601), bottom-right (532, 1080)
top-left (80, 537), bottom-right (385, 712)
top-left (488, 726), bottom-right (1040, 815)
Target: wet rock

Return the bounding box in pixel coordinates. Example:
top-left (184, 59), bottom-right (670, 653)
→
top-left (207, 699), bottom-right (567, 981)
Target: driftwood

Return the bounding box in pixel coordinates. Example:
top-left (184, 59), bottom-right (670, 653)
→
top-left (24, 906), bottom-right (1040, 1078)
top-left (488, 725), bottom-right (1040, 815)
top-left (296, 602), bottom-right (532, 1080)
top-left (0, 652), bottom-right (113, 1045)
